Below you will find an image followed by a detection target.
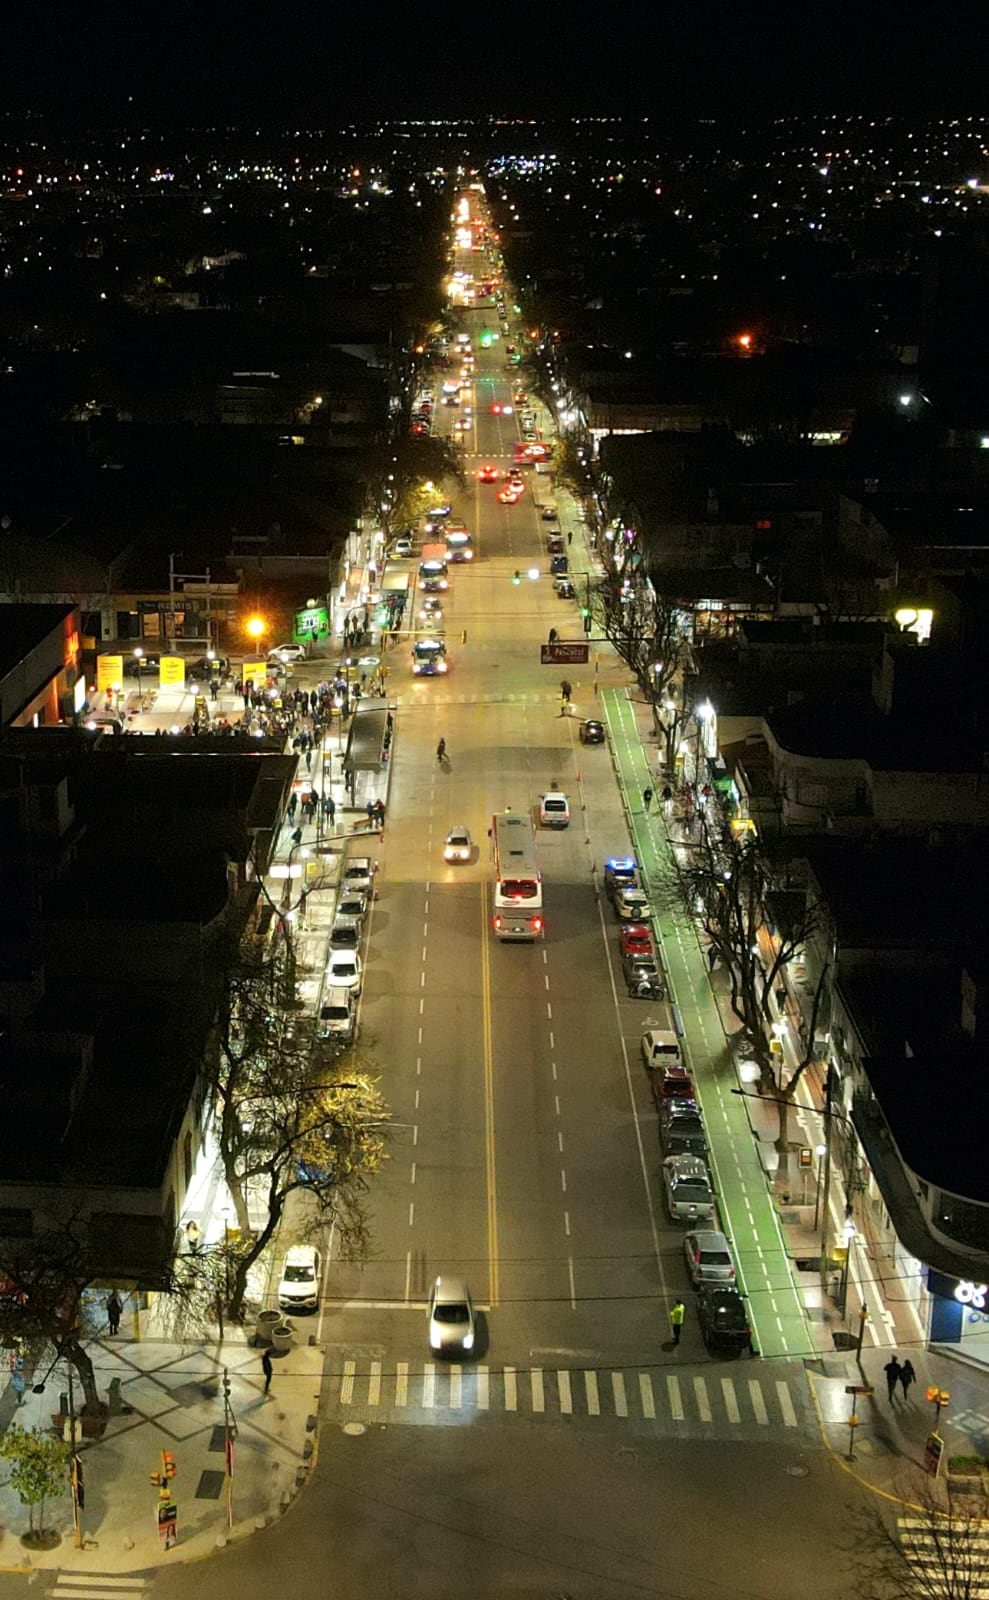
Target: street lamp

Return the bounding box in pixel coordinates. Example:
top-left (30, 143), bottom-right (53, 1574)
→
top-left (812, 1143), bottom-right (828, 1230)
top-left (133, 646), bottom-right (144, 699)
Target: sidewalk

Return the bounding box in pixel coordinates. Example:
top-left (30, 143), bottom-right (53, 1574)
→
top-left (809, 1342), bottom-right (989, 1508)
top-left (0, 1307), bottom-right (322, 1572)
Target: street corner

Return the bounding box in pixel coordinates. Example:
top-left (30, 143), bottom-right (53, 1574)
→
top-left (805, 1360), bottom-right (934, 1505)
top-left (0, 1338), bottom-right (325, 1575)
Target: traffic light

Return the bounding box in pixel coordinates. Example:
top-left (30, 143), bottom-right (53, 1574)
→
top-left (512, 570), bottom-right (521, 585)
top-left (581, 606), bottom-right (591, 634)
top-left (162, 1450), bottom-right (176, 1480)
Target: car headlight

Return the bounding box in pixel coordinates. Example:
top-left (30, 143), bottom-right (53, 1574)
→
top-left (429, 1329), bottom-right (441, 1350)
top-left (461, 1331), bottom-right (474, 1350)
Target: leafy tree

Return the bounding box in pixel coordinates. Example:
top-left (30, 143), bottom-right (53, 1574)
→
top-left (359, 434), bottom-right (464, 537)
top-left (0, 1424), bottom-right (71, 1537)
top-left (592, 527), bottom-right (691, 775)
top-left (206, 922), bottom-right (388, 1318)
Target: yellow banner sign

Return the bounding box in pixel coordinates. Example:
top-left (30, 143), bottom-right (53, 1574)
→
top-left (242, 661), bottom-right (267, 684)
top-left (97, 655), bottom-right (123, 692)
top-left (159, 656), bottom-right (186, 687)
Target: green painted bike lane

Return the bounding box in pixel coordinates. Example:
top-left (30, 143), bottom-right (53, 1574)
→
top-left (602, 687), bottom-right (813, 1360)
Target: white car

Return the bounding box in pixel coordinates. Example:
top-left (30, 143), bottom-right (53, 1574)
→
top-left (268, 643), bottom-right (305, 665)
top-left (427, 1276), bottom-right (476, 1356)
top-left (326, 949), bottom-right (362, 994)
top-left (277, 1244), bottom-right (322, 1313)
top-left (444, 827), bottom-right (472, 863)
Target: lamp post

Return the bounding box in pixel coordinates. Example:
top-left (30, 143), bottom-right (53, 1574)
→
top-left (133, 646), bottom-right (144, 701)
top-left (812, 1142), bottom-right (829, 1230)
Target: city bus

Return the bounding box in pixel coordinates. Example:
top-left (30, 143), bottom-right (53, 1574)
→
top-left (491, 810), bottom-right (543, 941)
top-left (412, 636), bottom-right (449, 676)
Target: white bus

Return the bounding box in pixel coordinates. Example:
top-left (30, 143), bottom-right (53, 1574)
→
top-left (491, 810), bottom-right (543, 941)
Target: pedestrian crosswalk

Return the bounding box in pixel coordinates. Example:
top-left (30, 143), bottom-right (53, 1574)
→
top-left (898, 1515), bottom-right (989, 1598)
top-left (329, 1358), bottom-right (806, 1433)
top-left (48, 1575), bottom-right (152, 1600)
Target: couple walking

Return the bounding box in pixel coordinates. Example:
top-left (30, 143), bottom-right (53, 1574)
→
top-left (884, 1355), bottom-right (917, 1401)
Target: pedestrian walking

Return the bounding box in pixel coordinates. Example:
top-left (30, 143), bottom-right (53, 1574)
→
top-left (567, 529), bottom-right (573, 546)
top-left (884, 1355), bottom-right (902, 1402)
top-left (261, 1349), bottom-right (273, 1394)
top-left (560, 679), bottom-right (572, 703)
top-left (305, 748), bottom-right (312, 772)
top-left (287, 793), bottom-right (298, 822)
top-left (661, 784), bottom-right (673, 809)
top-left (548, 627), bottom-right (558, 645)
top-left (374, 799), bottom-right (385, 828)
top-left (899, 1359), bottom-right (917, 1399)
top-left (669, 1299), bottom-right (685, 1347)
top-left (325, 795), bottom-right (335, 825)
top-left (106, 1292), bottom-right (122, 1336)
top-left (643, 787), bottom-right (653, 811)
top-left (707, 944), bottom-right (718, 972)
top-left (366, 801), bottom-right (376, 828)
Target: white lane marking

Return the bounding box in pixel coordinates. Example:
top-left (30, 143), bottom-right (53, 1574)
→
top-left (52, 1582), bottom-right (150, 1592)
top-left (612, 1372), bottom-right (628, 1418)
top-left (450, 1365), bottom-right (462, 1408)
top-left (558, 1370), bottom-right (573, 1414)
top-left (404, 1251), bottom-right (412, 1302)
top-left (504, 1366), bottom-right (518, 1411)
top-left (546, 1002), bottom-right (553, 1019)
top-left (408, 1202), bottom-right (414, 1226)
top-left (749, 1379), bottom-right (769, 1424)
top-left (549, 1032), bottom-right (555, 1051)
top-left (667, 1375), bottom-right (684, 1420)
top-left (584, 1370), bottom-right (600, 1416)
top-left (396, 1361), bottom-right (408, 1407)
top-left (341, 1359), bottom-right (355, 1405)
top-left (568, 1256), bottom-right (576, 1310)
top-left (563, 1211), bottom-right (571, 1237)
top-left (776, 1380), bottom-right (798, 1426)
top-left (639, 1373), bottom-right (656, 1419)
top-left (477, 1365), bottom-right (489, 1409)
top-left (721, 1377), bottom-right (740, 1423)
top-left (557, 1131), bottom-right (564, 1152)
top-left (694, 1377), bottom-right (712, 1422)
top-left (368, 1360), bottom-right (381, 1407)
top-left (531, 1368), bottom-right (545, 1412)
top-left (561, 1169), bottom-right (567, 1193)
top-left (423, 1363), bottom-right (435, 1408)
top-left (410, 1162), bottom-right (417, 1184)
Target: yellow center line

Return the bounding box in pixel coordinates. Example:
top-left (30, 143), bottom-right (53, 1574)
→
top-left (480, 874), bottom-right (499, 1307)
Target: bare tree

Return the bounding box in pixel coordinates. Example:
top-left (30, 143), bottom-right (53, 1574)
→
top-left (852, 1483), bottom-right (989, 1599)
top-left (592, 529), bottom-right (691, 774)
top-left (0, 1220), bottom-right (112, 1419)
top-left (360, 435), bottom-right (464, 537)
top-left (206, 923), bottom-right (388, 1318)
top-left (680, 823), bottom-right (821, 1162)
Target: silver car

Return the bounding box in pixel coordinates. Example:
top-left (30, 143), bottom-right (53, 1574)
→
top-left (427, 1276), bottom-right (475, 1357)
top-left (683, 1229), bottom-right (736, 1287)
top-left (662, 1156), bottom-right (715, 1224)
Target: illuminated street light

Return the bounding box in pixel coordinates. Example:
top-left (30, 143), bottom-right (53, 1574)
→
top-left (245, 615), bottom-right (267, 641)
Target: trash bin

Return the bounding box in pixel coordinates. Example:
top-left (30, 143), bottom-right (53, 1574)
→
top-left (256, 1309), bottom-right (280, 1345)
top-left (271, 1323), bottom-right (293, 1354)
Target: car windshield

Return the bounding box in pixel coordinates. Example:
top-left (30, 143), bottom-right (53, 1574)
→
top-left (434, 1303), bottom-right (470, 1324)
top-left (334, 960), bottom-right (356, 976)
top-left (283, 1265), bottom-right (314, 1282)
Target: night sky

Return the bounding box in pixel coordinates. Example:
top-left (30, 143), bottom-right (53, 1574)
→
top-left (3, 1), bottom-right (986, 126)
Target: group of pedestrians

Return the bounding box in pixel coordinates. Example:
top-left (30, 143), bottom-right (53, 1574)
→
top-left (884, 1354), bottom-right (917, 1401)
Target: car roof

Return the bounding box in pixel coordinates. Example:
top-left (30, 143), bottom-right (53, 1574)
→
top-left (284, 1243), bottom-right (318, 1264)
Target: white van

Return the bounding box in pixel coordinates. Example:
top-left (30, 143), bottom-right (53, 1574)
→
top-left (539, 791), bottom-right (570, 829)
top-left (319, 986), bottom-right (356, 1046)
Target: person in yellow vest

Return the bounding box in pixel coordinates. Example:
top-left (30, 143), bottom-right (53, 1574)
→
top-left (669, 1299), bottom-right (685, 1347)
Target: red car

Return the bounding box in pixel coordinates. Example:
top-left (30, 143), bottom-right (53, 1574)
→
top-left (477, 464), bottom-right (498, 483)
top-left (620, 924), bottom-right (654, 958)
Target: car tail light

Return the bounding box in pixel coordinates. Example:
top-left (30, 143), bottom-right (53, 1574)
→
top-left (532, 918), bottom-right (543, 932)
top-left (493, 916), bottom-right (502, 931)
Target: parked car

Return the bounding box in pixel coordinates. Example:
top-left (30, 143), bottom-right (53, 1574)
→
top-left (696, 1284), bottom-right (753, 1354)
top-left (329, 915), bottom-right (362, 951)
top-left (326, 949), bottom-right (362, 994)
top-left (336, 892), bottom-right (367, 923)
top-left (615, 885), bottom-right (652, 922)
top-left (683, 1229), bottom-right (736, 1287)
top-left (623, 954), bottom-right (665, 998)
top-left (620, 924), bottom-right (654, 958)
top-left (604, 857), bottom-right (638, 898)
top-left (278, 1245), bottom-right (322, 1313)
top-left (427, 1276), bottom-right (476, 1356)
top-left (318, 987), bottom-right (356, 1047)
top-left (659, 1098), bottom-right (708, 1157)
top-left (342, 856), bottom-right (374, 896)
top-left (662, 1156), bottom-right (716, 1224)
top-left (268, 643), bottom-right (306, 665)
top-left (641, 1030), bottom-right (684, 1074)
top-left (389, 535), bottom-right (414, 558)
